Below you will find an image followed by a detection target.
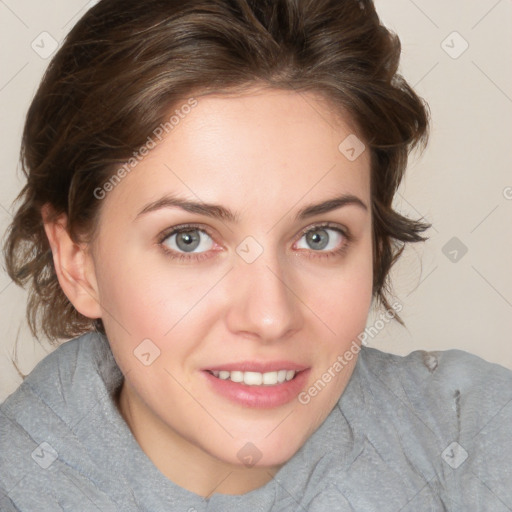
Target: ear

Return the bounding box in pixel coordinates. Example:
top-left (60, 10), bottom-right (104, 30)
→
top-left (41, 204), bottom-right (102, 319)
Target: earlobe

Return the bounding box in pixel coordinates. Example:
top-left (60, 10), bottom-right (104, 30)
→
top-left (41, 204), bottom-right (102, 320)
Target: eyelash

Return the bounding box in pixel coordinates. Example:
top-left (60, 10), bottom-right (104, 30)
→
top-left (157, 222), bottom-right (353, 263)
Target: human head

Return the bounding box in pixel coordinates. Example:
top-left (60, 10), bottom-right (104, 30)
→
top-left (3, 1), bottom-right (431, 493)
top-left (3, 0), bottom-right (429, 343)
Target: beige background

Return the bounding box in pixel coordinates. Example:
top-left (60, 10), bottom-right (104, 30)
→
top-left (1, 0), bottom-right (511, 402)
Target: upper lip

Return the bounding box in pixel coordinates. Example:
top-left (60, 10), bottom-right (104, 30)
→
top-left (204, 361), bottom-right (309, 373)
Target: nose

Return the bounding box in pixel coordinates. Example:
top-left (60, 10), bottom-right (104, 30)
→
top-left (224, 251), bottom-right (304, 343)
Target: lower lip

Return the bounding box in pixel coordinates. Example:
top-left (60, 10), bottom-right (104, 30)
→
top-left (203, 369), bottom-right (310, 408)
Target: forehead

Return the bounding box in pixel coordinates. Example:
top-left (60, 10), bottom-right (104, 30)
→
top-left (100, 88), bottom-right (371, 222)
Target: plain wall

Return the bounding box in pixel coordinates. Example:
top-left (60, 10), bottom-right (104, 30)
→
top-left (1, 0), bottom-right (511, 402)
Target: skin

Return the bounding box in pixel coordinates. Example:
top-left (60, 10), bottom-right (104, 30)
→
top-left (43, 87), bottom-right (373, 497)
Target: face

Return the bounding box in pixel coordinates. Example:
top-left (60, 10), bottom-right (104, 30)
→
top-left (86, 88), bottom-right (373, 490)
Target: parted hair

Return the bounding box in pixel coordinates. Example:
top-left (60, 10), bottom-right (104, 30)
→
top-left (3, 0), bottom-right (430, 343)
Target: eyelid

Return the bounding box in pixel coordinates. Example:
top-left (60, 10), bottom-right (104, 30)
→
top-left (295, 221), bottom-right (351, 240)
top-left (158, 221), bottom-right (350, 245)
top-left (157, 223), bottom-right (217, 245)
top-left (157, 221), bottom-right (353, 262)
top-left (157, 223), bottom-right (222, 262)
top-left (292, 221), bottom-right (352, 256)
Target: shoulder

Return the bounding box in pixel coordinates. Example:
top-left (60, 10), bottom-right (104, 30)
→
top-left (355, 345), bottom-right (512, 438)
top-left (0, 333), bottom-right (120, 510)
top-left (344, 345), bottom-right (512, 507)
top-left (0, 331), bottom-right (107, 434)
top-left (0, 332), bottom-right (120, 437)
top-left (358, 344), bottom-right (512, 393)
top-left (1, 331), bottom-right (117, 413)
top-left (22, 331), bottom-right (112, 386)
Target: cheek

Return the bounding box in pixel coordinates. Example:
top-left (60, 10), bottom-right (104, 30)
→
top-left (93, 245), bottom-right (226, 357)
top-left (304, 241), bottom-right (373, 337)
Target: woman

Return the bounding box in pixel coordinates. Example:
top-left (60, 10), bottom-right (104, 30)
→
top-left (1, 0), bottom-right (511, 510)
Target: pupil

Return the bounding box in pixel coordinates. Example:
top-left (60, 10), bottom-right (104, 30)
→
top-left (306, 229), bottom-right (329, 250)
top-left (177, 230), bottom-right (200, 252)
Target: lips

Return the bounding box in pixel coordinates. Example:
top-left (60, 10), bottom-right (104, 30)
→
top-left (202, 361), bottom-right (310, 408)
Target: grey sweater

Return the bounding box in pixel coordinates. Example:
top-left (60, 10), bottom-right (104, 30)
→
top-left (1, 332), bottom-right (511, 511)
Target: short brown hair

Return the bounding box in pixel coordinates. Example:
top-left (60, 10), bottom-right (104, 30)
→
top-left (3, 0), bottom-right (430, 343)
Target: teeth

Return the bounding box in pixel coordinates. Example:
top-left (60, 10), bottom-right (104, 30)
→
top-left (263, 372), bottom-right (278, 385)
top-left (230, 371), bottom-right (243, 383)
top-left (210, 369), bottom-right (297, 385)
top-left (244, 371), bottom-right (263, 385)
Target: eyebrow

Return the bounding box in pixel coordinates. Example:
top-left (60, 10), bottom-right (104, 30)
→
top-left (135, 193), bottom-right (368, 223)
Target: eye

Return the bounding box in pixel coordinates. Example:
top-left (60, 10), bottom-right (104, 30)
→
top-left (160, 226), bottom-right (214, 254)
top-left (295, 224), bottom-right (347, 253)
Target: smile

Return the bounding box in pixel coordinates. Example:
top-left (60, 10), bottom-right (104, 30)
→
top-left (203, 365), bottom-right (310, 408)
top-left (207, 369), bottom-right (297, 386)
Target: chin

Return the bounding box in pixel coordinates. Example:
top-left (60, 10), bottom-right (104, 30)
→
top-left (216, 428), bottom-right (310, 469)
